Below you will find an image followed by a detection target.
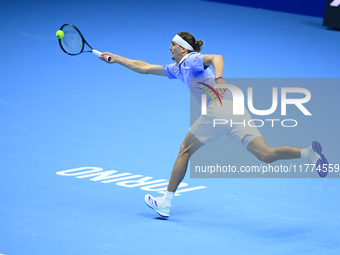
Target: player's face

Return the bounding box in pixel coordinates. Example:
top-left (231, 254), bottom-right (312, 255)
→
top-left (169, 41), bottom-right (186, 62)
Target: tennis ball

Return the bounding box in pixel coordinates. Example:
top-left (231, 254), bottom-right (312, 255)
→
top-left (56, 30), bottom-right (64, 39)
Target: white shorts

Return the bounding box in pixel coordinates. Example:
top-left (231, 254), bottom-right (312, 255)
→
top-left (190, 92), bottom-right (262, 148)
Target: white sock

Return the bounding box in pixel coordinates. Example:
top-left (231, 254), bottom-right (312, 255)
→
top-left (301, 145), bottom-right (319, 164)
top-left (162, 190), bottom-right (174, 206)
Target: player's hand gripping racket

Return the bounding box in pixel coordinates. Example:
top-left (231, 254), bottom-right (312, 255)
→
top-left (58, 23), bottom-right (111, 62)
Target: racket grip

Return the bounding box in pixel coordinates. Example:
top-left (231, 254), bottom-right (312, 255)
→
top-left (92, 49), bottom-right (111, 62)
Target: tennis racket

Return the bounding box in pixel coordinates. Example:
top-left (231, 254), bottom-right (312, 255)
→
top-left (58, 23), bottom-right (111, 62)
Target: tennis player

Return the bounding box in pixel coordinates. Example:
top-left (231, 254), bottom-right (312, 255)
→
top-left (99, 32), bottom-right (328, 218)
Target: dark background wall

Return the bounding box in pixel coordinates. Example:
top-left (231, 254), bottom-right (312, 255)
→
top-left (204, 0), bottom-right (327, 17)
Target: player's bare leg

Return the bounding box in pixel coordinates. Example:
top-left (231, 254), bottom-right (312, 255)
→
top-left (144, 131), bottom-right (203, 217)
top-left (247, 136), bottom-right (301, 163)
top-left (247, 136), bottom-right (328, 177)
top-left (167, 131), bottom-right (203, 192)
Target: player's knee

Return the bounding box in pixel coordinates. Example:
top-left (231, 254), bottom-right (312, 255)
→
top-left (257, 155), bottom-right (274, 164)
top-left (179, 141), bottom-right (190, 154)
top-left (256, 149), bottom-right (276, 163)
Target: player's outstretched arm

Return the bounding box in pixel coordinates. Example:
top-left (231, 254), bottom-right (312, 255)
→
top-left (99, 52), bottom-right (166, 77)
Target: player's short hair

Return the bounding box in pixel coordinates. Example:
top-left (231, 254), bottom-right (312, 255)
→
top-left (178, 32), bottom-right (203, 53)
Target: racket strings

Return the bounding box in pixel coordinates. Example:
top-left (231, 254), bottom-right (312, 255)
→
top-left (60, 25), bottom-right (83, 55)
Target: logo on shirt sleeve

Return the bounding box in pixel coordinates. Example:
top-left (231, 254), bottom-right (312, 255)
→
top-left (197, 82), bottom-right (223, 106)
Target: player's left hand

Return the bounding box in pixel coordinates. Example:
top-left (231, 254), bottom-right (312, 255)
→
top-left (215, 78), bottom-right (228, 98)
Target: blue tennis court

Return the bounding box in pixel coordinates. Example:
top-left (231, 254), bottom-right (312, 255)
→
top-left (1, 0), bottom-right (340, 254)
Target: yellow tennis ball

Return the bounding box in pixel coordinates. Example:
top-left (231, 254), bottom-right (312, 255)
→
top-left (56, 30), bottom-right (64, 39)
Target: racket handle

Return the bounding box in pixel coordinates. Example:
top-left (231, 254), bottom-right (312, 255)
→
top-left (92, 49), bottom-right (111, 62)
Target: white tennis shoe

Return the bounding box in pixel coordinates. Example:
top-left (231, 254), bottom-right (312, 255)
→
top-left (144, 194), bottom-right (171, 218)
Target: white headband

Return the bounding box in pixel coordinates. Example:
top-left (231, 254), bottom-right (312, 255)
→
top-left (172, 34), bottom-right (194, 51)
